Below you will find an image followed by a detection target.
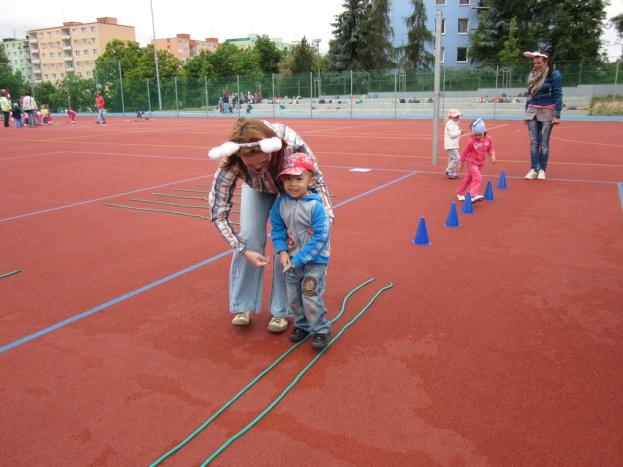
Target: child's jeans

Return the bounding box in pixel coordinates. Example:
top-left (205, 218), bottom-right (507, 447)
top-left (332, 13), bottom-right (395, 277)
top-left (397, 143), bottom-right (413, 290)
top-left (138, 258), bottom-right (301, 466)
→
top-left (14, 117), bottom-right (23, 128)
top-left (285, 263), bottom-right (330, 335)
top-left (456, 161), bottom-right (483, 196)
top-left (446, 148), bottom-right (460, 175)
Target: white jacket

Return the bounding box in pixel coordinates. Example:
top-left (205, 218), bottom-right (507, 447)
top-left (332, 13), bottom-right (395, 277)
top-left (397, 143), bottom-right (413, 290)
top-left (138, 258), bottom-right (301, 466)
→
top-left (22, 95), bottom-right (37, 111)
top-left (444, 119), bottom-right (461, 150)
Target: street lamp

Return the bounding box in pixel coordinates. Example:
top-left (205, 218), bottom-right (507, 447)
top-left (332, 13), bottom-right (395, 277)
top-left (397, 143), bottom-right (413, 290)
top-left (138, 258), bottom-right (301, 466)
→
top-left (312, 39), bottom-right (321, 98)
top-left (149, 0), bottom-right (163, 111)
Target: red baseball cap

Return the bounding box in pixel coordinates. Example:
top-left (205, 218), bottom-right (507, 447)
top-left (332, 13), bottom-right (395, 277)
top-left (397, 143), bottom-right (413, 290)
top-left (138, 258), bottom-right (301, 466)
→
top-left (278, 152), bottom-right (315, 178)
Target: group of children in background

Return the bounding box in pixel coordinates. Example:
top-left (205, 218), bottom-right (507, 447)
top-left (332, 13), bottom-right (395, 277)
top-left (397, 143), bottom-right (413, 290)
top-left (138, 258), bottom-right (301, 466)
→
top-left (444, 108), bottom-right (497, 203)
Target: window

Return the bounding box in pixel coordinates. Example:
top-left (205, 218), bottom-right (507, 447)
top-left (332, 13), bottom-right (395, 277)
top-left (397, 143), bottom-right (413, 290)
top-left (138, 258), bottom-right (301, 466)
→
top-left (458, 18), bottom-right (469, 34)
top-left (47, 31), bottom-right (51, 38)
top-left (436, 0), bottom-right (446, 4)
top-left (52, 73), bottom-right (57, 79)
top-left (73, 40), bottom-right (79, 46)
top-left (434, 18), bottom-right (446, 34)
top-left (93, 49), bottom-right (98, 55)
top-left (83, 39), bottom-right (88, 45)
top-left (83, 49), bottom-right (89, 56)
top-left (75, 50), bottom-right (80, 56)
top-left (459, 0), bottom-right (470, 4)
top-left (441, 47), bottom-right (445, 63)
top-left (90, 26), bottom-right (96, 32)
top-left (61, 73), bottom-right (65, 78)
top-left (81, 27), bottom-right (87, 34)
top-left (56, 30), bottom-right (61, 36)
top-left (457, 47), bottom-right (468, 62)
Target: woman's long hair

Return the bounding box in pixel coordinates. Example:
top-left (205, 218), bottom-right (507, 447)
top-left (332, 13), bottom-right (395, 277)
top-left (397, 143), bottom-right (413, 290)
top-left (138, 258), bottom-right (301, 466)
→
top-left (222, 118), bottom-right (285, 174)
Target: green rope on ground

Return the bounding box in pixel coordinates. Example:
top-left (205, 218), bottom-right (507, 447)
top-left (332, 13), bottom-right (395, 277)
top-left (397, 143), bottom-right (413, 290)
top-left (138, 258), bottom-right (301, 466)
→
top-left (201, 282), bottom-right (394, 466)
top-left (128, 198), bottom-right (210, 209)
top-left (152, 193), bottom-right (208, 201)
top-left (0, 269), bottom-right (21, 279)
top-left (150, 277), bottom-right (378, 467)
top-left (173, 188), bottom-right (209, 194)
top-left (104, 203), bottom-right (212, 221)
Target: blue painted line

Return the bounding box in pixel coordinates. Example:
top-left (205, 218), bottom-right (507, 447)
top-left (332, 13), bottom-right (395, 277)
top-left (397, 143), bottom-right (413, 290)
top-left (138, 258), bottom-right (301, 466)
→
top-left (0, 251), bottom-right (232, 353)
top-left (0, 172), bottom-right (415, 354)
top-left (0, 174), bottom-right (211, 224)
top-left (618, 183), bottom-right (623, 212)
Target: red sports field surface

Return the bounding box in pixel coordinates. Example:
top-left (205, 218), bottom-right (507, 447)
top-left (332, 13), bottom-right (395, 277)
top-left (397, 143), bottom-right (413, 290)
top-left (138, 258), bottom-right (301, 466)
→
top-left (1, 117), bottom-right (622, 466)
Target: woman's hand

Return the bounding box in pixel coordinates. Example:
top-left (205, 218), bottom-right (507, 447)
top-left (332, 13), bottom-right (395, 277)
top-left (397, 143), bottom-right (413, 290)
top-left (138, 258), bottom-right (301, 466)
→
top-left (243, 250), bottom-right (269, 267)
top-left (553, 116), bottom-right (560, 125)
top-left (490, 154), bottom-right (497, 164)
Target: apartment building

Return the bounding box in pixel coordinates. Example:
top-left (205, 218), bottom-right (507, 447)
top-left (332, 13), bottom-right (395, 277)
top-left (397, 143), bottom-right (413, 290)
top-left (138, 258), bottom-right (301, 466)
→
top-left (224, 34), bottom-right (292, 53)
top-left (153, 34), bottom-right (219, 60)
top-left (390, 0), bottom-right (481, 67)
top-left (27, 17), bottom-right (135, 83)
top-left (1, 38), bottom-right (33, 82)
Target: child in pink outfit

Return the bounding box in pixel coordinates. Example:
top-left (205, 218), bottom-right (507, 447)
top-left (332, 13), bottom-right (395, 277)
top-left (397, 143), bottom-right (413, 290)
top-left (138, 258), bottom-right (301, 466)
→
top-left (456, 119), bottom-right (497, 202)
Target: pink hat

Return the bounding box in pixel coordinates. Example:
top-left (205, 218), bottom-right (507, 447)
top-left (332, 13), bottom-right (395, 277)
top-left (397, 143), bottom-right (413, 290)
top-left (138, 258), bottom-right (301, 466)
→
top-left (278, 152), bottom-right (315, 178)
top-left (448, 108), bottom-right (461, 117)
top-left (523, 51), bottom-right (548, 60)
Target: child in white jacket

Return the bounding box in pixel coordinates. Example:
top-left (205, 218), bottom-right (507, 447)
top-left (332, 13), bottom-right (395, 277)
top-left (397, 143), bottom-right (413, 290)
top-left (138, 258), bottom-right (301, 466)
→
top-left (444, 108), bottom-right (462, 179)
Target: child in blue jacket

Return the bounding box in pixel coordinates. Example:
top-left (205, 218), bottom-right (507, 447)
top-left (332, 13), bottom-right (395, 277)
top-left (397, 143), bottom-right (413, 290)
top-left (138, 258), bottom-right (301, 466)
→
top-left (270, 152), bottom-right (331, 349)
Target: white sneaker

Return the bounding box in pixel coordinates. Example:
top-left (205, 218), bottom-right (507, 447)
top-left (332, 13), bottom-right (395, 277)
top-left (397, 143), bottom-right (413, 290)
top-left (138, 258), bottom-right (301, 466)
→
top-left (232, 311), bottom-right (252, 326)
top-left (537, 170), bottom-right (546, 180)
top-left (457, 194), bottom-right (465, 201)
top-left (471, 194), bottom-right (484, 202)
top-left (525, 169), bottom-right (537, 180)
top-left (267, 316), bottom-right (289, 333)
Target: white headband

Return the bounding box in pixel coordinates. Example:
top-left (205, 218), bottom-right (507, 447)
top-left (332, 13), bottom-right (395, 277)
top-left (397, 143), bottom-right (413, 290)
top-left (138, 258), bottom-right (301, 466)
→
top-left (208, 137), bottom-right (282, 160)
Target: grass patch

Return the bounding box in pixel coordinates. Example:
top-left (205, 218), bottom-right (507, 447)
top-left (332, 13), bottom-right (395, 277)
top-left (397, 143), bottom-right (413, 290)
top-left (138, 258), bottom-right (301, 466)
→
top-left (589, 95), bottom-right (623, 115)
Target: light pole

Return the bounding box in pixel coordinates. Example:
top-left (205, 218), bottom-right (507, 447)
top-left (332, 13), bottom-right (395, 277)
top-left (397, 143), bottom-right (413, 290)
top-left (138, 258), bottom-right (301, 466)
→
top-left (313, 39), bottom-right (321, 98)
top-left (149, 0), bottom-right (163, 111)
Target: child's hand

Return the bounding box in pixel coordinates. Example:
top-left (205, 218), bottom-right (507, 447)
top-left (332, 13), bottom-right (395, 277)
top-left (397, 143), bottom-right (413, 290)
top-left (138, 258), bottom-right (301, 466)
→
top-left (490, 154), bottom-right (497, 164)
top-left (457, 163), bottom-right (464, 173)
top-left (279, 251), bottom-right (293, 272)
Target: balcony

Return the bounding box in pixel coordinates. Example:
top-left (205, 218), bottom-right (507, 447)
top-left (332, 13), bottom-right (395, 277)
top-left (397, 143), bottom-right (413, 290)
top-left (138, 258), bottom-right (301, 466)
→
top-left (30, 48), bottom-right (39, 54)
top-left (29, 37), bottom-right (38, 44)
top-left (31, 58), bottom-right (40, 64)
top-left (64, 56), bottom-right (73, 62)
top-left (63, 45), bottom-right (72, 51)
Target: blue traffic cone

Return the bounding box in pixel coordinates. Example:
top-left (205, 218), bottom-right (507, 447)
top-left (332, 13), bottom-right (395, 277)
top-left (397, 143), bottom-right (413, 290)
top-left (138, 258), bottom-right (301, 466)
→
top-left (462, 192), bottom-right (474, 214)
top-left (413, 217), bottom-right (431, 245)
top-left (444, 202), bottom-right (460, 228)
top-left (497, 171), bottom-right (508, 189)
top-left (484, 181), bottom-right (494, 201)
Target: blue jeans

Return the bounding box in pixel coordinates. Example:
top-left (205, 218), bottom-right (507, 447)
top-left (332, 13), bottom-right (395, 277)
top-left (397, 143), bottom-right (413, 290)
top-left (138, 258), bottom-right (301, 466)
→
top-left (285, 263), bottom-right (330, 335)
top-left (15, 117), bottom-right (23, 128)
top-left (97, 107), bottom-right (106, 123)
top-left (527, 118), bottom-right (553, 171)
top-left (229, 183), bottom-right (289, 317)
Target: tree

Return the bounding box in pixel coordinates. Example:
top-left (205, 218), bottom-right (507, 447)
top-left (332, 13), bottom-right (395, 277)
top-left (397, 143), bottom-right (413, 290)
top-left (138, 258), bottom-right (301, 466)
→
top-left (398, 0), bottom-right (433, 69)
top-left (0, 47), bottom-right (29, 96)
top-left (470, 0), bottom-right (607, 63)
top-left (253, 36), bottom-right (285, 74)
top-left (286, 37), bottom-right (316, 74)
top-left (358, 0), bottom-right (395, 70)
top-left (611, 13), bottom-right (623, 59)
top-left (183, 50), bottom-right (216, 79)
top-left (497, 17), bottom-right (523, 63)
top-left (327, 0), bottom-right (369, 71)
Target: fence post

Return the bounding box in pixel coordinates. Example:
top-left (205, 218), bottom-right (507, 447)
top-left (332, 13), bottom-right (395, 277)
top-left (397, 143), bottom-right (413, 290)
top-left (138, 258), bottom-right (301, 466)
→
top-left (613, 61), bottom-right (620, 106)
top-left (495, 65), bottom-right (499, 90)
top-left (394, 67), bottom-right (398, 119)
top-left (310, 72), bottom-right (313, 118)
top-left (174, 76), bottom-right (179, 116)
top-left (350, 70), bottom-right (353, 119)
top-left (203, 75), bottom-right (210, 117)
top-left (118, 60), bottom-right (125, 116)
top-left (579, 59), bottom-right (584, 85)
top-left (236, 75), bottom-right (241, 117)
top-left (146, 78), bottom-right (152, 117)
top-left (272, 73), bottom-right (275, 118)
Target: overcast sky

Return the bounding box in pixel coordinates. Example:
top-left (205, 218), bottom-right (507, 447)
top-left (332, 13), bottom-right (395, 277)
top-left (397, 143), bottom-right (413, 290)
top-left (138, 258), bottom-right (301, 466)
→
top-left (1, 0), bottom-right (344, 53)
top-left (1, 0), bottom-right (622, 59)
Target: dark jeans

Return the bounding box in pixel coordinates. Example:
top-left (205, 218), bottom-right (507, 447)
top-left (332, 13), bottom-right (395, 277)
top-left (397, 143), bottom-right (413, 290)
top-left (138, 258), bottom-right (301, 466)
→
top-left (527, 118), bottom-right (554, 171)
top-left (2, 111), bottom-right (9, 127)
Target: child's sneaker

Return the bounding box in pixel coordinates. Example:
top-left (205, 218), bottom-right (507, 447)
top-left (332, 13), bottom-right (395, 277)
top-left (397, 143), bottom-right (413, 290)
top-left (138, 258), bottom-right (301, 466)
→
top-left (456, 194), bottom-right (465, 201)
top-left (311, 333), bottom-right (330, 350)
top-left (524, 169), bottom-right (537, 180)
top-left (471, 194), bottom-right (484, 202)
top-left (537, 170), bottom-right (546, 180)
top-left (267, 316), bottom-right (289, 333)
top-left (288, 327), bottom-right (309, 343)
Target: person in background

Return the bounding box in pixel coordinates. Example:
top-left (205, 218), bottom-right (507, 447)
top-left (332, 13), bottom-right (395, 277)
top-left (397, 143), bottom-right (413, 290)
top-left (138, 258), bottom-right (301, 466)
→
top-left (22, 91), bottom-right (38, 128)
top-left (66, 108), bottom-right (77, 123)
top-left (11, 102), bottom-right (23, 128)
top-left (95, 91), bottom-right (107, 124)
top-left (522, 51), bottom-right (562, 180)
top-left (207, 118), bottom-right (334, 333)
top-left (270, 152), bottom-right (332, 349)
top-left (0, 90), bottom-right (11, 127)
top-left (444, 108), bottom-right (463, 179)
top-left (456, 118), bottom-right (497, 203)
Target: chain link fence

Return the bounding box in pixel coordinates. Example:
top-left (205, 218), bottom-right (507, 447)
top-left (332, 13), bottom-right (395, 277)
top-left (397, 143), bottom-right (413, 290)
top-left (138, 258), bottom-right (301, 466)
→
top-left (48, 60), bottom-right (623, 118)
